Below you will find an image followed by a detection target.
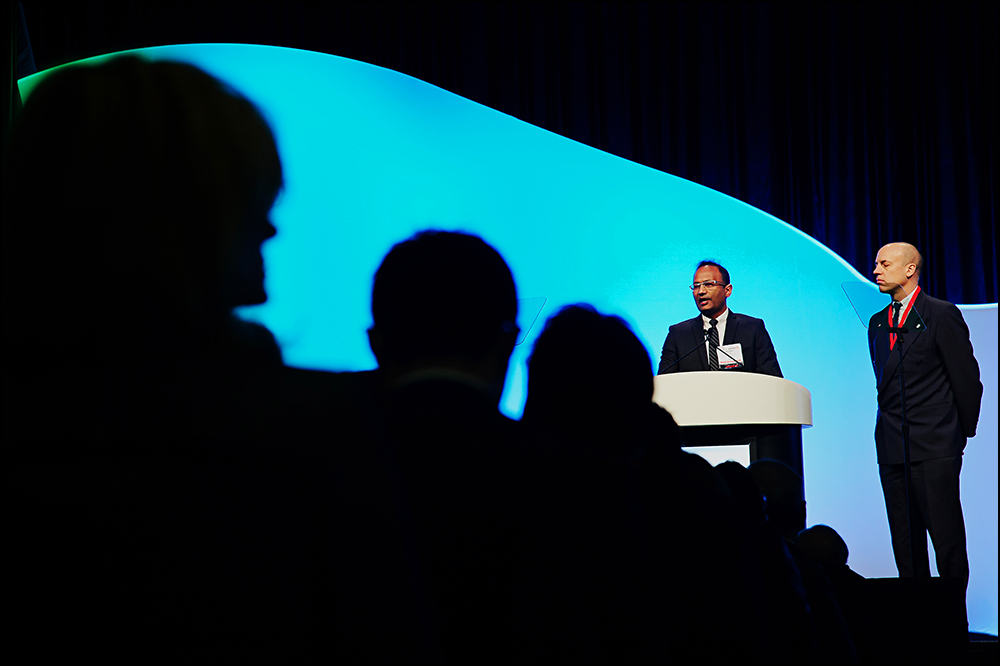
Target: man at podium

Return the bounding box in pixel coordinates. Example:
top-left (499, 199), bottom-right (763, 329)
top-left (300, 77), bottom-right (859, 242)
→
top-left (657, 260), bottom-right (783, 377)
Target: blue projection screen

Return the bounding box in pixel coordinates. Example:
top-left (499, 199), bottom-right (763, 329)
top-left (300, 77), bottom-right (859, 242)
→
top-left (19, 44), bottom-right (998, 634)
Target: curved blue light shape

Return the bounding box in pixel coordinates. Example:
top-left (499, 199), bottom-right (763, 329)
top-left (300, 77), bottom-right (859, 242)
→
top-left (18, 44), bottom-right (997, 634)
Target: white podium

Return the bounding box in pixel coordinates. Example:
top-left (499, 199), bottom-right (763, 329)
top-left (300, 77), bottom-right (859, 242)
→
top-left (653, 372), bottom-right (813, 476)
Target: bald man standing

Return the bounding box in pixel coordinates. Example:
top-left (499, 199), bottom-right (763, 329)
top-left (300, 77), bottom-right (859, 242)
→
top-left (869, 243), bottom-right (982, 586)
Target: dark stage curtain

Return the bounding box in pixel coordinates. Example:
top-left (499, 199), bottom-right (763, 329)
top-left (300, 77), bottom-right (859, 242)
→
top-left (8, 1), bottom-right (997, 303)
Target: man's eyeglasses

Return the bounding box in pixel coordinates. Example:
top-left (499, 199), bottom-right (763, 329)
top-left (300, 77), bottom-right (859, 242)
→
top-left (690, 280), bottom-right (728, 290)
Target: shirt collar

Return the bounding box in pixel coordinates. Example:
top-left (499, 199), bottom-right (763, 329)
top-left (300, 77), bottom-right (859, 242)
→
top-left (702, 307), bottom-right (730, 328)
top-left (895, 286), bottom-right (918, 310)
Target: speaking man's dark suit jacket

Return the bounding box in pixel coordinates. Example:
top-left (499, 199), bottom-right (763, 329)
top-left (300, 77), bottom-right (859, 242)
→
top-left (657, 311), bottom-right (783, 377)
top-left (867, 289), bottom-right (982, 581)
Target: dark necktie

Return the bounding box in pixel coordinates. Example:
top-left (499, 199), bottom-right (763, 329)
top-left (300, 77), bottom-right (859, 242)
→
top-left (890, 301), bottom-right (902, 350)
top-left (708, 319), bottom-right (720, 370)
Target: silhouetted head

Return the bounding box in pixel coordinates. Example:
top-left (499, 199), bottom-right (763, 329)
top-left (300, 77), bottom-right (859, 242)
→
top-left (748, 459), bottom-right (807, 539)
top-left (5, 56), bottom-right (284, 440)
top-left (368, 230), bottom-right (518, 395)
top-left (523, 304), bottom-right (652, 445)
top-left (796, 524), bottom-right (850, 568)
top-left (715, 460), bottom-right (767, 525)
top-left (8, 56), bottom-right (282, 331)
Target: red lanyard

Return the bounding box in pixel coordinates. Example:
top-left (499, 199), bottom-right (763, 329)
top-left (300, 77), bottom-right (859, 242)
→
top-left (889, 285), bottom-right (920, 351)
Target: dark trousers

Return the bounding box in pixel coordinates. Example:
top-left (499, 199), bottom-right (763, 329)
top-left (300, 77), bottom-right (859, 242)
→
top-left (879, 456), bottom-right (968, 587)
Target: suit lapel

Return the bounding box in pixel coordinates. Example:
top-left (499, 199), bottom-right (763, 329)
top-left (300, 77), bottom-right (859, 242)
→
top-left (874, 306), bottom-right (898, 392)
top-left (877, 290), bottom-right (925, 394)
top-left (901, 291), bottom-right (927, 333)
top-left (723, 311), bottom-right (739, 346)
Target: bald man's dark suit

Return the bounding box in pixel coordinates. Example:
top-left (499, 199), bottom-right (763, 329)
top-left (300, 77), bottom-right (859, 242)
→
top-left (868, 289), bottom-right (982, 583)
top-left (657, 312), bottom-right (782, 376)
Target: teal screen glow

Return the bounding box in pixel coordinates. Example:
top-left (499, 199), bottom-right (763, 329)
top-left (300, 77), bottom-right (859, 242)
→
top-left (19, 44), bottom-right (998, 633)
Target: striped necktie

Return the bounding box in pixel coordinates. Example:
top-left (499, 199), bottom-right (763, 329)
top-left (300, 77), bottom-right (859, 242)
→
top-left (708, 319), bottom-right (720, 370)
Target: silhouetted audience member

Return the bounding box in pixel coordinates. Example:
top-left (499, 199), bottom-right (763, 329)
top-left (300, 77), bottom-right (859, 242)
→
top-left (724, 459), bottom-right (857, 663)
top-left (516, 305), bottom-right (661, 659)
top-left (523, 303), bottom-right (653, 451)
top-left (345, 230), bottom-right (523, 662)
top-left (797, 524), bottom-right (850, 569)
top-left (6, 57), bottom-right (283, 387)
top-left (716, 460), bottom-right (818, 662)
top-left (745, 460), bottom-right (857, 662)
top-left (518, 304), bottom-right (756, 662)
top-left (748, 458), bottom-right (808, 541)
top-left (796, 525), bottom-right (873, 662)
top-left (5, 57), bottom-right (334, 660)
